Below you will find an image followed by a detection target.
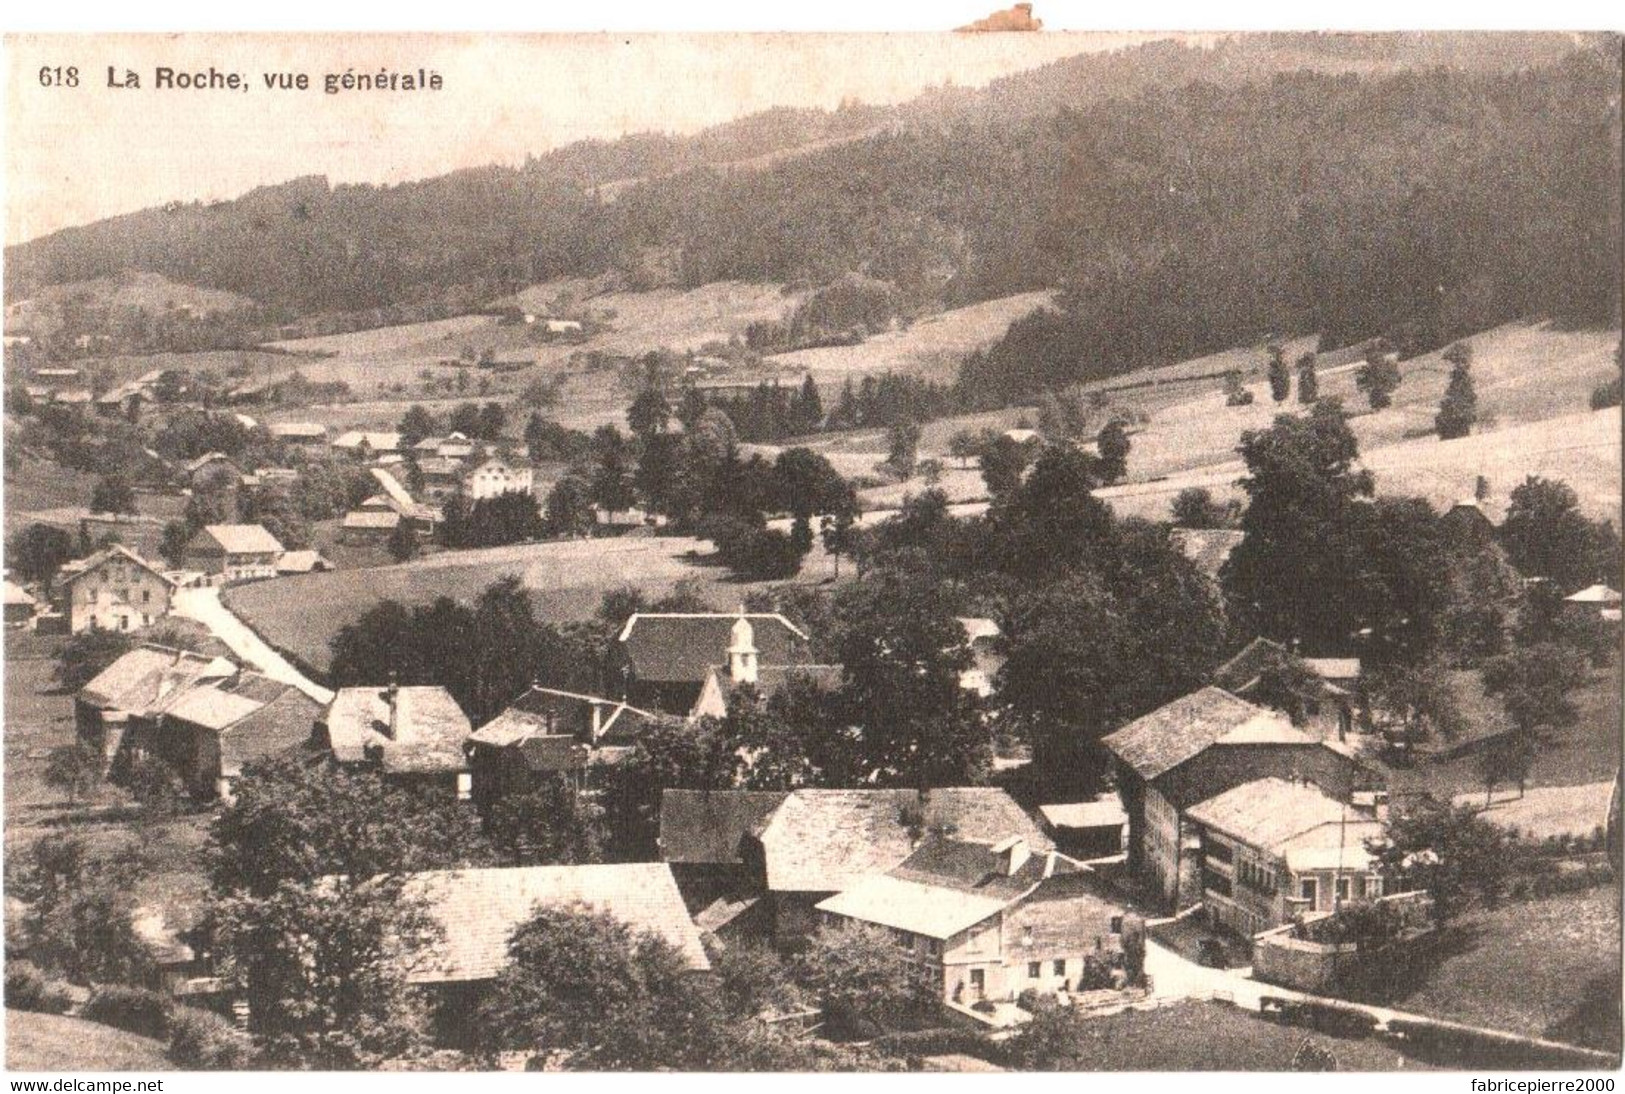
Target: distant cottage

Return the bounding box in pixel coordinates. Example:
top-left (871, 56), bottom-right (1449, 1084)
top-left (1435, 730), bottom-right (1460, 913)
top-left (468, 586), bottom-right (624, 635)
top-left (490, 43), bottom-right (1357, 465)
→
top-left (183, 524), bottom-right (284, 585)
top-left (55, 544), bottom-right (180, 633)
top-left (315, 682), bottom-right (472, 798)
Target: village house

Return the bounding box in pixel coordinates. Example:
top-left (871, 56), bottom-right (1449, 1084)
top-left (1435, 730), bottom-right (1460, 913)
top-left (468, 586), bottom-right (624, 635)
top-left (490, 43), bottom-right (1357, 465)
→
top-left (75, 645), bottom-right (240, 778)
top-left (615, 611), bottom-right (820, 717)
top-left (183, 523), bottom-right (284, 584)
top-left (341, 495), bottom-right (403, 543)
top-left (1038, 798), bottom-right (1128, 859)
top-left (463, 456), bottom-right (535, 501)
top-left (1212, 637), bottom-right (1358, 742)
top-left (268, 421), bottom-right (328, 448)
top-left (687, 614), bottom-right (843, 720)
top-left (3, 578), bottom-right (38, 628)
top-left (314, 682), bottom-right (472, 798)
top-left (416, 457), bottom-right (465, 503)
top-left (1102, 686), bottom-right (1374, 909)
top-left (274, 550), bottom-right (333, 576)
top-left (331, 430), bottom-right (402, 460)
top-left (183, 452), bottom-right (245, 491)
top-left (149, 671), bottom-right (322, 800)
top-left (55, 544), bottom-right (180, 633)
top-left (369, 467), bottom-right (440, 530)
top-left (1186, 776), bottom-right (1387, 936)
top-left (658, 786), bottom-right (1053, 942)
top-left (816, 834), bottom-right (1124, 1006)
top-left (388, 862), bottom-right (707, 1046)
top-left (464, 685), bottom-right (662, 810)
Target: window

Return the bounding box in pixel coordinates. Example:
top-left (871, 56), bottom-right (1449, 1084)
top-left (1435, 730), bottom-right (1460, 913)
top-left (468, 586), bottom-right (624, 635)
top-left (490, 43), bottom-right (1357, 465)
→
top-left (1027, 961), bottom-right (1041, 979)
top-left (1367, 875), bottom-right (1384, 898)
top-left (1021, 926), bottom-right (1033, 947)
top-left (1336, 877), bottom-right (1351, 902)
top-left (143, 589), bottom-right (151, 604)
top-left (927, 939), bottom-right (942, 957)
top-left (1053, 959), bottom-right (1066, 976)
top-left (1109, 915), bottom-right (1123, 934)
top-left (1298, 878), bottom-right (1318, 907)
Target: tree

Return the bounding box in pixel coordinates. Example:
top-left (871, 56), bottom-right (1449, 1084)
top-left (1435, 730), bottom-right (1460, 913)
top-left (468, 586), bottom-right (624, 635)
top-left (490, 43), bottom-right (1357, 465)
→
top-left (626, 386), bottom-right (671, 439)
top-left (1365, 796), bottom-right (1510, 922)
top-left (1355, 353), bottom-right (1401, 410)
top-left (89, 475), bottom-right (137, 515)
top-left (947, 428), bottom-right (981, 469)
top-left (387, 520), bottom-right (418, 562)
top-left (397, 404), bottom-right (438, 446)
top-left (484, 780), bottom-right (605, 866)
top-left (55, 631), bottom-right (134, 692)
top-left (43, 743), bottom-right (101, 805)
top-left (1364, 661), bottom-right (1467, 748)
top-left (1436, 358), bottom-right (1477, 439)
top-left (1267, 344), bottom-right (1292, 403)
top-left (979, 434), bottom-right (1031, 498)
top-left (15, 834), bottom-right (152, 985)
top-left (6, 523), bottom-right (74, 584)
top-left (589, 425), bottom-right (636, 516)
top-left (476, 903), bottom-right (727, 1069)
top-left (1296, 353), bottom-right (1319, 404)
top-left (1499, 476), bottom-right (1621, 591)
top-left (792, 922), bottom-right (934, 1038)
top-left (1478, 727), bottom-right (1538, 805)
top-left (796, 373), bottom-right (825, 433)
top-left (1096, 419), bottom-right (1130, 483)
top-left (477, 401), bottom-right (507, 440)
top-left (544, 473), bottom-right (595, 536)
top-left (884, 420), bottom-right (921, 479)
top-left (1170, 486), bottom-right (1232, 529)
top-left (1223, 369), bottom-right (1254, 406)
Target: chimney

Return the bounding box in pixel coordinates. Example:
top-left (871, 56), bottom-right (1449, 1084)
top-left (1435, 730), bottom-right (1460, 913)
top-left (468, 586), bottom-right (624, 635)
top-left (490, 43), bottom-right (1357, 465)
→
top-left (992, 836), bottom-right (1030, 877)
top-left (728, 609), bottom-right (758, 686)
top-left (384, 672), bottom-right (399, 740)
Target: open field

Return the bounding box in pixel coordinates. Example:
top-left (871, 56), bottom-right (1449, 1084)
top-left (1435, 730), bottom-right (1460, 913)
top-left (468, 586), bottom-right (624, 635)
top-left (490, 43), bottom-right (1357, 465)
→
top-left (225, 531), bottom-right (847, 675)
top-left (1450, 781), bottom-right (1616, 842)
top-left (265, 313), bottom-right (493, 357)
top-left (1396, 886), bottom-right (1622, 1052)
top-left (2, 453), bottom-right (100, 523)
top-left (766, 290), bottom-right (1057, 386)
top-left (1050, 999), bottom-right (1429, 1070)
top-left (4, 1010), bottom-right (173, 1071)
top-left (5, 270), bottom-right (255, 333)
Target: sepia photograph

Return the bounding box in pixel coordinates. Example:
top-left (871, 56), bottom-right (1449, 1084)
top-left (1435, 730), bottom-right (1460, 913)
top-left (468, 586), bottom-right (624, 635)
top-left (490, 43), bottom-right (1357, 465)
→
top-left (0, 8), bottom-right (1621, 1076)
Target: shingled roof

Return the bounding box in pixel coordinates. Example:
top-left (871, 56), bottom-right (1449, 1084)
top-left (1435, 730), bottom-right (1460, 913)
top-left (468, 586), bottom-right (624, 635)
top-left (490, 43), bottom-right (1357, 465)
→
top-left (193, 524), bottom-right (284, 556)
top-left (79, 646), bottom-right (237, 716)
top-left (1101, 686), bottom-right (1314, 782)
top-left (57, 544), bottom-right (176, 588)
top-left (659, 789), bottom-right (791, 864)
top-left (619, 613), bottom-right (809, 684)
top-left (1187, 776), bottom-right (1381, 871)
top-left (399, 863), bottom-right (709, 983)
top-left (756, 788), bottom-right (1051, 893)
top-left (322, 686), bottom-right (471, 773)
top-left (217, 687), bottom-right (323, 777)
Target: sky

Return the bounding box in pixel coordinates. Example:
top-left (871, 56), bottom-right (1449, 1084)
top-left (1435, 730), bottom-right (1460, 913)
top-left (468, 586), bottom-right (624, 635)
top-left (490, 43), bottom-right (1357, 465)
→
top-left (2, 30), bottom-right (1166, 245)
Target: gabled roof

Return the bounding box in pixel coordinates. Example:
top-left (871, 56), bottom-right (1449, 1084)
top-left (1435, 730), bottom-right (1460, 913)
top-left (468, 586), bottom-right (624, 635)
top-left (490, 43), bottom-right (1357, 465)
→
top-left (332, 431), bottom-right (401, 451)
top-left (1301, 657), bottom-right (1361, 683)
top-left (56, 544), bottom-right (177, 588)
top-left (1101, 686), bottom-right (1313, 782)
top-left (619, 613), bottom-right (811, 684)
top-left (268, 422), bottom-right (326, 438)
top-left (216, 687), bottom-right (323, 777)
top-left (1039, 799), bottom-right (1127, 831)
top-left (183, 452), bottom-right (239, 474)
top-left (79, 646), bottom-right (237, 716)
top-left (1566, 584), bottom-right (1622, 604)
top-left (322, 685), bottom-right (471, 772)
top-left (956, 617), bottom-right (1001, 644)
top-left (275, 550), bottom-right (331, 574)
top-left (398, 863), bottom-right (708, 983)
top-left (192, 524), bottom-right (284, 556)
top-left (1168, 528), bottom-right (1246, 580)
top-left (1186, 777), bottom-right (1369, 857)
top-left (659, 789), bottom-right (791, 864)
top-left (369, 468), bottom-right (437, 523)
top-left (469, 686), bottom-right (660, 749)
top-left (3, 580), bottom-right (36, 607)
top-left (755, 788), bottom-right (1051, 893)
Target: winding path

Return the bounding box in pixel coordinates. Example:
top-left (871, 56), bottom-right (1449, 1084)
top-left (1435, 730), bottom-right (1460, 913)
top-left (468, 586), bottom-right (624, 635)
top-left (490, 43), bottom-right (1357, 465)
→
top-left (171, 586), bottom-right (334, 705)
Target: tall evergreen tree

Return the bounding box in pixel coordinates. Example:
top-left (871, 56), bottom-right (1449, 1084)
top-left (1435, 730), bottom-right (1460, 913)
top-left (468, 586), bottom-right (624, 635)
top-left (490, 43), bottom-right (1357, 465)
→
top-left (1436, 360), bottom-right (1477, 439)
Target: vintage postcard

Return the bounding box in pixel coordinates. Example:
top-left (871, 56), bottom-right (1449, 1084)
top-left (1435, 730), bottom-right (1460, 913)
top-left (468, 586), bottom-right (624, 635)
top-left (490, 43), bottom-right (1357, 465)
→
top-left (1, 17), bottom-right (1621, 1076)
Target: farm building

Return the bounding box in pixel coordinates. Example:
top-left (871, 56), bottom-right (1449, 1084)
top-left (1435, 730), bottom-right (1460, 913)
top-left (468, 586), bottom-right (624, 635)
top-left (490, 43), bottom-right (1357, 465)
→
top-left (4, 578), bottom-right (39, 627)
top-left (816, 835), bottom-right (1123, 1006)
top-left (1102, 686), bottom-right (1374, 910)
top-left (331, 431), bottom-right (402, 458)
top-left (149, 671), bottom-right (322, 800)
top-left (183, 523), bottom-right (284, 584)
top-left (340, 507), bottom-right (401, 542)
top-left (315, 682), bottom-right (472, 798)
top-left (268, 421), bottom-right (327, 446)
top-left (75, 645), bottom-right (239, 778)
top-left (274, 550), bottom-right (333, 575)
top-left (1038, 798), bottom-right (1128, 859)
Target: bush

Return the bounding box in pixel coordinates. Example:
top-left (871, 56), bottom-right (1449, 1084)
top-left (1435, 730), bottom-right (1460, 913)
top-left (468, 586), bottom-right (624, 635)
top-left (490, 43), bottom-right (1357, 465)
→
top-left (167, 1006), bottom-right (254, 1069)
top-left (82, 984), bottom-right (173, 1039)
top-left (5, 961), bottom-right (73, 1014)
top-left (871, 1027), bottom-right (1006, 1065)
top-left (1590, 376), bottom-right (1621, 410)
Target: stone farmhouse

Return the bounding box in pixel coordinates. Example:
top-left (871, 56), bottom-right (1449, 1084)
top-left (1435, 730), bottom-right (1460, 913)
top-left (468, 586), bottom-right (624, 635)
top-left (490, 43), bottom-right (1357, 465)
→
top-left (55, 544), bottom-right (181, 633)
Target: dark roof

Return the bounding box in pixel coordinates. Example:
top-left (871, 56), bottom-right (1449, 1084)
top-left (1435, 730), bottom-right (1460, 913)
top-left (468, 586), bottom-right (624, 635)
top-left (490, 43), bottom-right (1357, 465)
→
top-left (659, 789), bottom-right (790, 864)
top-left (889, 835), bottom-right (1076, 900)
top-left (707, 664), bottom-right (844, 707)
top-left (218, 688), bottom-right (322, 776)
top-left (1001, 873), bottom-right (1125, 954)
top-left (619, 613), bottom-right (809, 684)
top-left (323, 686), bottom-right (470, 773)
top-left (1101, 687), bottom-right (1313, 782)
top-left (1213, 638), bottom-right (1350, 703)
top-left (469, 686), bottom-right (660, 748)
top-left (515, 735), bottom-right (593, 773)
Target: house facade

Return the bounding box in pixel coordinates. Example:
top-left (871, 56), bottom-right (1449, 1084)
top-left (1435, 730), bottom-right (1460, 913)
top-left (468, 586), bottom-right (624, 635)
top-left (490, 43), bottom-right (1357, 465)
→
top-left (1187, 777), bottom-right (1386, 936)
top-left (56, 545), bottom-right (179, 633)
top-left (1103, 686), bottom-right (1373, 910)
top-left (183, 524), bottom-right (284, 584)
top-left (815, 836), bottom-right (1124, 1005)
top-left (463, 457), bottom-right (535, 501)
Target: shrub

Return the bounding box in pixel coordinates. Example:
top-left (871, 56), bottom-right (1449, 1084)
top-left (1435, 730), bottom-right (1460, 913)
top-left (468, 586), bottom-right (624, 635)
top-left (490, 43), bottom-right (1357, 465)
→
top-left (1590, 376), bottom-right (1621, 411)
top-left (167, 1006), bottom-right (255, 1069)
top-left (5, 961), bottom-right (73, 1014)
top-left (872, 1027), bottom-right (1005, 1065)
top-left (82, 984), bottom-right (173, 1039)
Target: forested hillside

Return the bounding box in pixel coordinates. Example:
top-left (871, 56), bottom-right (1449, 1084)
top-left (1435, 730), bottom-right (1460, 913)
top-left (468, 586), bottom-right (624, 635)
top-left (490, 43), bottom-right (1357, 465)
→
top-left (6, 33), bottom-right (1617, 390)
